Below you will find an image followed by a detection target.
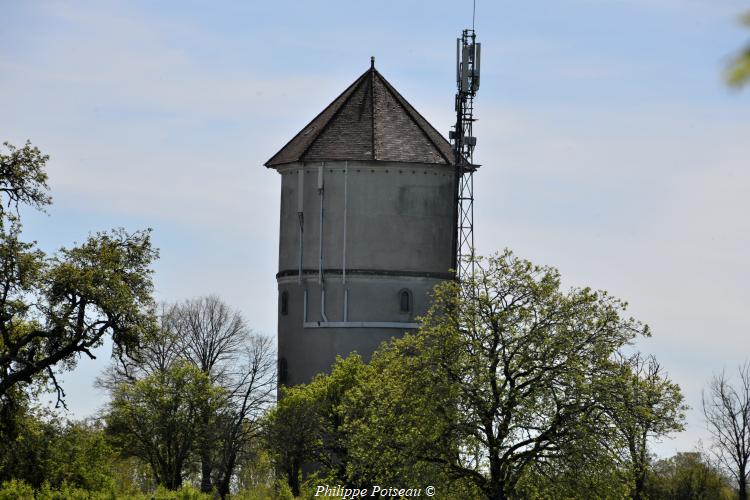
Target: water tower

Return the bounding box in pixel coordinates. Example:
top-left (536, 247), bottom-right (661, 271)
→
top-left (267, 50), bottom-right (479, 386)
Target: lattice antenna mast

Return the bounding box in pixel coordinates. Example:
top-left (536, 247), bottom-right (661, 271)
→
top-left (450, 29), bottom-right (480, 282)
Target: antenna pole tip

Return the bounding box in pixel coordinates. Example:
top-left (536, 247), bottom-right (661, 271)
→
top-left (370, 56), bottom-right (375, 69)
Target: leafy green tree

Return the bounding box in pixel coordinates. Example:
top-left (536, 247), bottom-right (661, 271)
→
top-left (603, 353), bottom-right (687, 499)
top-left (101, 298), bottom-right (275, 497)
top-left (266, 353), bottom-right (481, 499)
top-left (0, 404), bottom-right (123, 493)
top-left (265, 385), bottom-right (321, 497)
top-left (174, 296), bottom-right (274, 497)
top-left (266, 355), bottom-right (365, 496)
top-left (0, 140), bottom-right (158, 406)
top-left (344, 251), bottom-right (660, 500)
top-left (515, 444), bottom-right (630, 500)
top-left (645, 452), bottom-right (734, 499)
top-left (106, 362), bottom-right (223, 489)
top-left (0, 141), bottom-right (51, 219)
top-left (0, 402), bottom-right (60, 488)
top-left (727, 13), bottom-right (750, 87)
top-left (45, 419), bottom-right (120, 491)
top-left (211, 333), bottom-right (275, 498)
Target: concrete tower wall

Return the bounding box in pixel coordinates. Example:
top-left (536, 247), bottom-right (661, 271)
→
top-left (276, 160), bottom-right (455, 386)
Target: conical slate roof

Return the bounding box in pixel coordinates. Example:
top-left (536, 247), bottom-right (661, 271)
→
top-left (265, 62), bottom-right (457, 167)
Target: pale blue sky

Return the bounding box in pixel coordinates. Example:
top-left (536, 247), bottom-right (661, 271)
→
top-left (2, 0), bottom-right (749, 457)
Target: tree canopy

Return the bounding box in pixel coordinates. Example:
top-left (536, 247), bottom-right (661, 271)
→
top-left (0, 141), bottom-right (159, 407)
top-left (107, 361), bottom-right (223, 490)
top-left (0, 141), bottom-right (51, 218)
top-left (102, 297), bottom-right (275, 495)
top-left (645, 452), bottom-right (734, 499)
top-left (727, 13), bottom-right (750, 87)
top-left (268, 251), bottom-right (686, 499)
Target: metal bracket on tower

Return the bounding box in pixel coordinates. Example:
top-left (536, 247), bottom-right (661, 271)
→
top-left (451, 29), bottom-right (480, 283)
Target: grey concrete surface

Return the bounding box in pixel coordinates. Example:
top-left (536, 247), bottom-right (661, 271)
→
top-left (275, 160), bottom-right (455, 386)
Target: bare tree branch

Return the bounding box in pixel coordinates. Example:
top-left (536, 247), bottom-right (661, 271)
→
top-left (703, 361), bottom-right (750, 500)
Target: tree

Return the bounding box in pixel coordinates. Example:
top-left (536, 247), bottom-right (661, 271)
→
top-left (98, 302), bottom-right (182, 386)
top-left (101, 297), bottom-right (275, 497)
top-left (266, 354), bottom-right (364, 495)
top-left (266, 353), bottom-right (480, 499)
top-left (0, 141), bottom-right (51, 219)
top-left (703, 361), bottom-right (750, 500)
top-left (645, 451), bottom-right (734, 500)
top-left (175, 295), bottom-right (251, 494)
top-left (106, 361), bottom-right (223, 490)
top-left (211, 333), bottom-right (275, 498)
top-left (603, 353), bottom-right (687, 499)
top-left (514, 437), bottom-right (630, 499)
top-left (727, 13), bottom-right (750, 87)
top-left (266, 384), bottom-right (324, 497)
top-left (0, 140), bottom-right (158, 407)
top-left (344, 251), bottom-right (661, 499)
top-left (0, 403), bottom-right (123, 493)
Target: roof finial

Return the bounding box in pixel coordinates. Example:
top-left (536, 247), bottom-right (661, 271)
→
top-left (370, 56), bottom-right (375, 69)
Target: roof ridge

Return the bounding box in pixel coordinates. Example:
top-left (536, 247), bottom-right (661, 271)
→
top-left (266, 65), bottom-right (456, 168)
top-left (265, 69), bottom-right (369, 167)
top-left (370, 67), bottom-right (376, 160)
top-left (373, 70), bottom-right (454, 165)
top-left (299, 69), bottom-right (372, 163)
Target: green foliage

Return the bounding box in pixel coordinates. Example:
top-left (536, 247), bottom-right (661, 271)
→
top-left (266, 355), bottom-right (366, 495)
top-left (727, 13), bottom-right (750, 87)
top-left (0, 479), bottom-right (34, 500)
top-left (1, 406), bottom-right (276, 496)
top-left (263, 251), bottom-right (686, 499)
top-left (645, 452), bottom-right (735, 499)
top-left (0, 141), bottom-right (51, 219)
top-left (0, 481), bottom-right (203, 499)
top-left (0, 480), bottom-right (286, 499)
top-left (149, 484), bottom-right (211, 500)
top-left (107, 361), bottom-right (225, 489)
top-left (0, 140), bottom-right (159, 405)
top-left (235, 443), bottom-right (275, 492)
top-left (271, 479), bottom-right (296, 500)
top-left (0, 403), bottom-right (140, 495)
top-left (47, 420), bottom-right (119, 491)
top-left (603, 354), bottom-right (687, 499)
top-left (101, 299), bottom-right (275, 496)
top-left (515, 439), bottom-right (630, 500)
top-left (344, 251), bottom-right (653, 499)
top-left (227, 481), bottom-right (279, 500)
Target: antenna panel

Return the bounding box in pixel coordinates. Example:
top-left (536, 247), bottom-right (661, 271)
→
top-left (456, 39), bottom-right (461, 87)
top-left (461, 46), bottom-right (470, 93)
top-left (472, 43), bottom-right (481, 91)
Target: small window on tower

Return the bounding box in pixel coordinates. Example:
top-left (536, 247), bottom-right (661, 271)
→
top-left (399, 289), bottom-right (412, 313)
top-left (280, 291), bottom-right (289, 316)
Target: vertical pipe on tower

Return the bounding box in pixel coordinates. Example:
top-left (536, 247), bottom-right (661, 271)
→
top-left (343, 161), bottom-right (348, 285)
top-left (318, 164), bottom-right (328, 322)
top-left (321, 288), bottom-right (329, 323)
top-left (303, 288), bottom-right (308, 322)
top-left (297, 169), bottom-right (304, 284)
top-left (318, 164), bottom-right (324, 285)
top-left (343, 161), bottom-right (349, 322)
